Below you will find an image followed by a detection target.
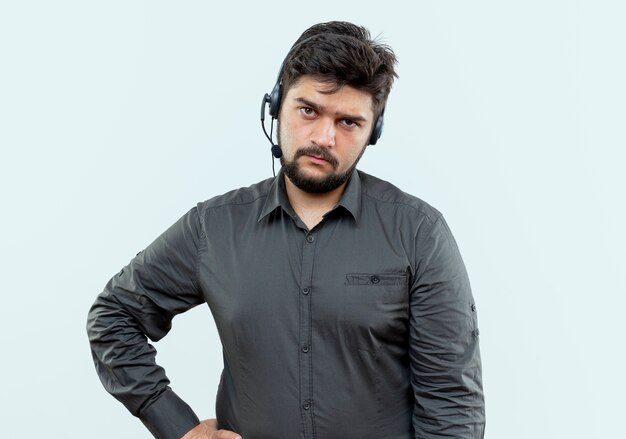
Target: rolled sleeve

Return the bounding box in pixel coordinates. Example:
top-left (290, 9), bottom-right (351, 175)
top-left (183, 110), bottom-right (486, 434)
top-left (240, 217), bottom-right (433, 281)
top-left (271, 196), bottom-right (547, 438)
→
top-left (87, 206), bottom-right (205, 439)
top-left (409, 215), bottom-right (485, 438)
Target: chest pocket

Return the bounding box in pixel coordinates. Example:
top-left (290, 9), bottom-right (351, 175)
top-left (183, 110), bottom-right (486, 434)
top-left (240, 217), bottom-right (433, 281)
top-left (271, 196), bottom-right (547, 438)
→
top-left (344, 272), bottom-right (408, 303)
top-left (341, 272), bottom-right (409, 353)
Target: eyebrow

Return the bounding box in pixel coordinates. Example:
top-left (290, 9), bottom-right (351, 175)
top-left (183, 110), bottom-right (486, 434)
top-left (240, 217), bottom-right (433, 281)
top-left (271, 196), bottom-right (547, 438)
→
top-left (294, 97), bottom-right (369, 123)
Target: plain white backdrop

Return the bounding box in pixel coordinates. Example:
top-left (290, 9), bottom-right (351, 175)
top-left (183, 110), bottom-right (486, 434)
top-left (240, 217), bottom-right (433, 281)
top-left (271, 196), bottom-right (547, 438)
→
top-left (1, 1), bottom-right (624, 437)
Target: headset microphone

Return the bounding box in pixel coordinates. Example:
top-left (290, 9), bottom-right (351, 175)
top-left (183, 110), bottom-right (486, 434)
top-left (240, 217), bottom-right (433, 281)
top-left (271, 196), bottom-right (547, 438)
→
top-left (271, 144), bottom-right (283, 159)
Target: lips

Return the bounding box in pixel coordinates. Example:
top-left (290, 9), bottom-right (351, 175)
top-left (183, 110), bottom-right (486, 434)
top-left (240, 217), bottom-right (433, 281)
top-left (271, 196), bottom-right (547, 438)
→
top-left (295, 146), bottom-right (338, 168)
top-left (304, 155), bottom-right (331, 168)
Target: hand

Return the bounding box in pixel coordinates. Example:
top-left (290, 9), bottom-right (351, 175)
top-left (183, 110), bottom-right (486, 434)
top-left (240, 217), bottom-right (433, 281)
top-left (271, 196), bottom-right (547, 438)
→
top-left (181, 419), bottom-right (242, 439)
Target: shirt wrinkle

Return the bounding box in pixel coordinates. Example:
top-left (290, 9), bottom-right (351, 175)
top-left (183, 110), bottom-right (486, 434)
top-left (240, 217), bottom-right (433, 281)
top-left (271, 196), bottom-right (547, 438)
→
top-left (87, 168), bottom-right (485, 439)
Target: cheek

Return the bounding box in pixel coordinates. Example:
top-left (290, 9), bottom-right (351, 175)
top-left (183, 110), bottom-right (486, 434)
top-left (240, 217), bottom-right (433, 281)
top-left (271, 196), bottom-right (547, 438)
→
top-left (277, 122), bottom-right (291, 150)
top-left (279, 120), bottom-right (307, 153)
top-left (337, 132), bottom-right (367, 156)
top-left (342, 144), bottom-right (367, 167)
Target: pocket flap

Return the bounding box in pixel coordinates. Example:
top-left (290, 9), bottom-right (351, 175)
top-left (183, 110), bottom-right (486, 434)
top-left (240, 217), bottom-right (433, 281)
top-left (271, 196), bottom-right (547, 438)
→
top-left (345, 273), bottom-right (407, 286)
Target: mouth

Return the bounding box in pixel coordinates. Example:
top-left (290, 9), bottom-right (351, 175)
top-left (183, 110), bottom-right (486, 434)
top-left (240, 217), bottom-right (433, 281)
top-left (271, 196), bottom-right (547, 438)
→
top-left (295, 146), bottom-right (338, 169)
top-left (305, 154), bottom-right (329, 165)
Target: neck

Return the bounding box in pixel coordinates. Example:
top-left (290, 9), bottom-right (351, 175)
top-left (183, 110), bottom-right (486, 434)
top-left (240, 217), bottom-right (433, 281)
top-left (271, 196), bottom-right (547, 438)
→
top-left (284, 176), bottom-right (347, 230)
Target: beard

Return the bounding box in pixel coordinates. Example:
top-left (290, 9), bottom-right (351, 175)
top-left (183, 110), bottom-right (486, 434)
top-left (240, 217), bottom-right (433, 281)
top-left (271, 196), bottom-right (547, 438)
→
top-left (280, 144), bottom-right (366, 193)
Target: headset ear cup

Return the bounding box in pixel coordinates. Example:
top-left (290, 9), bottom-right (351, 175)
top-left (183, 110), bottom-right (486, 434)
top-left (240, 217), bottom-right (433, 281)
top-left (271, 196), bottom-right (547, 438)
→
top-left (268, 82), bottom-right (282, 119)
top-left (369, 112), bottom-right (384, 145)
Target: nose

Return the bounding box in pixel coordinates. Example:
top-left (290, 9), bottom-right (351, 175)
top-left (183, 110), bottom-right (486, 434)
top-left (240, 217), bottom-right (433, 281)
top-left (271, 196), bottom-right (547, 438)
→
top-left (310, 118), bottom-right (335, 148)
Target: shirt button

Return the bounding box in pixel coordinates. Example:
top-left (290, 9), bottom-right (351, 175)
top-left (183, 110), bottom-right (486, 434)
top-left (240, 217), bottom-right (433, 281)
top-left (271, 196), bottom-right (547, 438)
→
top-left (302, 345), bottom-right (310, 353)
top-left (370, 275), bottom-right (380, 284)
top-left (302, 287), bottom-right (310, 295)
top-left (471, 304), bottom-right (477, 312)
top-left (306, 234), bottom-right (315, 243)
top-left (303, 401), bottom-right (311, 410)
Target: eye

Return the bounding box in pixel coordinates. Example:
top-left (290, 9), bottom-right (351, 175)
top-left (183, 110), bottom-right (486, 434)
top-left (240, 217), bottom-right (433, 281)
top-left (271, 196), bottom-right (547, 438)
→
top-left (340, 119), bottom-right (358, 128)
top-left (299, 107), bottom-right (317, 118)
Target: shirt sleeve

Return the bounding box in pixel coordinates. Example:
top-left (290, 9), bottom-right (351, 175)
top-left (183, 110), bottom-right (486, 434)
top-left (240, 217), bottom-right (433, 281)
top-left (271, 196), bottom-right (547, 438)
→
top-left (409, 215), bottom-right (485, 438)
top-left (86, 206), bottom-right (206, 439)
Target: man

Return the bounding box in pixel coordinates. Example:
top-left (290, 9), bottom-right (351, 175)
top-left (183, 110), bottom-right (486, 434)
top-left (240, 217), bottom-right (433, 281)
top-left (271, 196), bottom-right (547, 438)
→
top-left (87, 21), bottom-right (485, 439)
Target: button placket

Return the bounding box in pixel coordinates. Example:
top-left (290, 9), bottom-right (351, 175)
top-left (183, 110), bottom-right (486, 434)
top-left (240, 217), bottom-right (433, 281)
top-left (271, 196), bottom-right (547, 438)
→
top-left (299, 230), bottom-right (317, 437)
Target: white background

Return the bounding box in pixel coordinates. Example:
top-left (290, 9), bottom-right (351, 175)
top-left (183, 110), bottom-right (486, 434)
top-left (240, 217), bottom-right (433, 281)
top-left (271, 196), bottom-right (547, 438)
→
top-left (1, 1), bottom-right (624, 437)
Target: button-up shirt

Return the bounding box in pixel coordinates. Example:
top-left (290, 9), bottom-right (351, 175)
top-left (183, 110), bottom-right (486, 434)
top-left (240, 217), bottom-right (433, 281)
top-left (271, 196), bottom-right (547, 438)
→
top-left (87, 170), bottom-right (485, 439)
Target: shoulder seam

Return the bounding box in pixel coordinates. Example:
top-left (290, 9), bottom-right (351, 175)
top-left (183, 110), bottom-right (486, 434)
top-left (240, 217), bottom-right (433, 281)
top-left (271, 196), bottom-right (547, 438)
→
top-left (361, 191), bottom-right (442, 225)
top-left (199, 193), bottom-right (269, 212)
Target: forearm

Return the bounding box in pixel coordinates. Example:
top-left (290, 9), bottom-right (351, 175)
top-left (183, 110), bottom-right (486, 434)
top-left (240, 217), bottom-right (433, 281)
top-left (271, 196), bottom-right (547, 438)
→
top-left (411, 341), bottom-right (485, 438)
top-left (87, 289), bottom-right (200, 439)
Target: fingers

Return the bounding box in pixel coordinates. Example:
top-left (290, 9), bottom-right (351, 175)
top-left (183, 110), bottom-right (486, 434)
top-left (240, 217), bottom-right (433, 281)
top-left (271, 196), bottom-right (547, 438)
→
top-left (201, 419), bottom-right (218, 430)
top-left (181, 421), bottom-right (211, 439)
top-left (199, 419), bottom-right (241, 439)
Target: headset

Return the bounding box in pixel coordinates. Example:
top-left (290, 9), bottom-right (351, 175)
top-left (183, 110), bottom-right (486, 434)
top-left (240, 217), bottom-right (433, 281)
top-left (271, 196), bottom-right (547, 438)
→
top-left (260, 37), bottom-right (385, 162)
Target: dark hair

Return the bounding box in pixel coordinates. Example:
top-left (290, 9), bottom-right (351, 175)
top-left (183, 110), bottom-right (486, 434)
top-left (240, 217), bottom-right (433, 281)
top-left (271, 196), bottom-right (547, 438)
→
top-left (281, 21), bottom-right (398, 118)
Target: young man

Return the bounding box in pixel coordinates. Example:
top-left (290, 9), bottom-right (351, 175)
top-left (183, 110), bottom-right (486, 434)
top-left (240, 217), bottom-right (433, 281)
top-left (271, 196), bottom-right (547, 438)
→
top-left (88, 21), bottom-right (485, 439)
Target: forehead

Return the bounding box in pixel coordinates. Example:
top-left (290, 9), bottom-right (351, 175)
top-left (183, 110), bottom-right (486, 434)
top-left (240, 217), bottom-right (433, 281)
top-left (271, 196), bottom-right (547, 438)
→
top-left (284, 75), bottom-right (374, 117)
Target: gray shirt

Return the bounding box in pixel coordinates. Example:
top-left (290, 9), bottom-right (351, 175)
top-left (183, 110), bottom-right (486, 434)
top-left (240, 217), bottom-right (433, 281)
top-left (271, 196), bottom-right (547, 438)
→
top-left (87, 170), bottom-right (485, 439)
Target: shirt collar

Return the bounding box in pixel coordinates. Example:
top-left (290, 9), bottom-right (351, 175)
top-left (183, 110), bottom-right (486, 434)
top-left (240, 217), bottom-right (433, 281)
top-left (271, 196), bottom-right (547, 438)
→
top-left (257, 169), bottom-right (362, 223)
top-left (257, 171), bottom-right (295, 222)
top-left (332, 169), bottom-right (362, 222)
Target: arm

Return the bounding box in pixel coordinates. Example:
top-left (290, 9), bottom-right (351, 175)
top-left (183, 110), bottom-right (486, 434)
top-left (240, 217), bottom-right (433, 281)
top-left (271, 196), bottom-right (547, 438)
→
top-left (87, 207), bottom-right (206, 439)
top-left (409, 215), bottom-right (485, 438)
